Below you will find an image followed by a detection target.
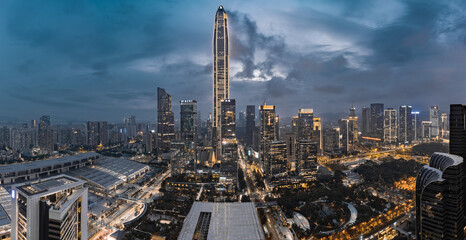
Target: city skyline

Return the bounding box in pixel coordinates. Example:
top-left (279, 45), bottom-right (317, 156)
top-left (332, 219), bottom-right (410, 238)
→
top-left (0, 2), bottom-right (464, 239)
top-left (1, 1), bottom-right (466, 122)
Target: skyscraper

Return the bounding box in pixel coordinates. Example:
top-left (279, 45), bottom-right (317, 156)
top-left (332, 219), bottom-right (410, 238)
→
top-left (440, 113), bottom-right (448, 138)
top-left (297, 109), bottom-right (313, 141)
top-left (449, 104), bottom-right (466, 219)
top-left (421, 121), bottom-right (432, 140)
top-left (415, 153), bottom-right (464, 240)
top-left (12, 174), bottom-right (88, 240)
top-left (398, 105), bottom-right (413, 143)
top-left (313, 117), bottom-right (323, 153)
top-left (260, 104), bottom-right (277, 177)
top-left (220, 99), bottom-right (237, 161)
top-left (212, 5), bottom-right (229, 153)
top-left (430, 106), bottom-right (440, 138)
top-left (245, 105), bottom-right (255, 146)
top-left (38, 117), bottom-right (54, 154)
top-left (370, 103), bottom-right (384, 139)
top-left (348, 107), bottom-right (358, 145)
top-left (361, 107), bottom-right (371, 135)
top-left (412, 111), bottom-right (420, 141)
top-left (383, 108), bottom-right (397, 143)
top-left (339, 119), bottom-right (350, 153)
top-left (157, 87), bottom-right (175, 154)
top-left (180, 100), bottom-right (197, 142)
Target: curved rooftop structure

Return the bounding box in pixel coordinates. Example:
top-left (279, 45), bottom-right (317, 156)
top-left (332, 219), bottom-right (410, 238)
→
top-left (429, 152), bottom-right (463, 171)
top-left (415, 165), bottom-right (443, 193)
top-left (415, 152), bottom-right (465, 240)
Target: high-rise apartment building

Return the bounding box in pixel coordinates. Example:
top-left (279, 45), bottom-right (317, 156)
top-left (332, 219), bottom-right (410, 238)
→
top-left (415, 153), bottom-right (464, 240)
top-left (370, 103), bottom-right (384, 139)
top-left (180, 100), bottom-right (197, 142)
top-left (212, 5), bottom-right (229, 154)
top-left (430, 106), bottom-right (440, 138)
top-left (398, 105), bottom-right (413, 143)
top-left (157, 87), bottom-right (175, 154)
top-left (12, 174), bottom-right (88, 240)
top-left (383, 108), bottom-right (397, 143)
top-left (86, 121), bottom-right (108, 147)
top-left (38, 119), bottom-right (54, 154)
top-left (0, 127), bottom-right (10, 148)
top-left (245, 105), bottom-right (255, 147)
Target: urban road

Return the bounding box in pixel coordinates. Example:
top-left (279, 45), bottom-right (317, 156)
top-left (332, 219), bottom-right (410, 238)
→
top-left (239, 145), bottom-right (296, 240)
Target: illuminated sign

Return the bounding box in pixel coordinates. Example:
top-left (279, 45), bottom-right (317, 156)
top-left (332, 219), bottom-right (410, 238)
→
top-left (11, 190), bottom-right (15, 199)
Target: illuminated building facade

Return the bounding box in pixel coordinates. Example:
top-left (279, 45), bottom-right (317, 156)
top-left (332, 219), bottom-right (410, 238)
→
top-left (157, 87), bottom-right (175, 154)
top-left (440, 113), bottom-right (448, 138)
top-left (412, 111), bottom-right (420, 141)
top-left (285, 133), bottom-right (297, 172)
top-left (297, 140), bottom-right (318, 177)
top-left (383, 108), bottom-right (397, 143)
top-left (259, 104), bottom-right (277, 177)
top-left (312, 117), bottom-right (323, 153)
top-left (398, 105), bottom-right (413, 143)
top-left (415, 153), bottom-right (464, 240)
top-left (348, 107), bottom-right (358, 146)
top-left (12, 175), bottom-right (88, 240)
top-left (269, 141), bottom-right (287, 177)
top-left (297, 109), bottom-right (313, 141)
top-left (212, 5), bottom-right (229, 153)
top-left (220, 99), bottom-right (237, 161)
top-left (430, 106), bottom-right (440, 138)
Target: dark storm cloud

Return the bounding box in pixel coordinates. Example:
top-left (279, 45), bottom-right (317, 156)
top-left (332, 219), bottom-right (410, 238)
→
top-left (229, 11), bottom-right (287, 81)
top-left (1, 0), bottom-right (465, 123)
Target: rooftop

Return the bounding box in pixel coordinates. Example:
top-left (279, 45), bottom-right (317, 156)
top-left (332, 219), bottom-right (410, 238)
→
top-left (0, 187), bottom-right (11, 228)
top-left (178, 202), bottom-right (265, 240)
top-left (16, 175), bottom-right (84, 196)
top-left (0, 152), bottom-right (99, 174)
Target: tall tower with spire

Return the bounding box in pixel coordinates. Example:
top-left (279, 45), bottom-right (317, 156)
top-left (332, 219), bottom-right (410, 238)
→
top-left (213, 5), bottom-right (229, 157)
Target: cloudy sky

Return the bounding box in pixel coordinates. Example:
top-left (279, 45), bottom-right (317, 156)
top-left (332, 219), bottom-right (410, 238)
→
top-left (1, 0), bottom-right (465, 123)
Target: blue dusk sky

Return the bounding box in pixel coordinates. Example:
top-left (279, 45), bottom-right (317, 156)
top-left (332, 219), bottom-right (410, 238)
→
top-left (1, 0), bottom-right (465, 123)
